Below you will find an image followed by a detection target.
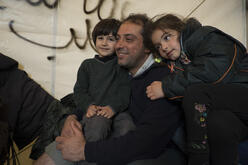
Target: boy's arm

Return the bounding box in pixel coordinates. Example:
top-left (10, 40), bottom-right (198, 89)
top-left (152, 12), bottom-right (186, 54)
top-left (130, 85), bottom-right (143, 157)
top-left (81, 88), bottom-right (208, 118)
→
top-left (73, 61), bottom-right (94, 119)
top-left (107, 69), bottom-right (131, 114)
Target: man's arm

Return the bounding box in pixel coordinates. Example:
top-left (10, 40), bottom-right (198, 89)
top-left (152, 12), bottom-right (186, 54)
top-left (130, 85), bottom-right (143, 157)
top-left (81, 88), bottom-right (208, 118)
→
top-left (60, 114), bottom-right (81, 137)
top-left (85, 98), bottom-right (182, 165)
top-left (57, 98), bottom-right (181, 165)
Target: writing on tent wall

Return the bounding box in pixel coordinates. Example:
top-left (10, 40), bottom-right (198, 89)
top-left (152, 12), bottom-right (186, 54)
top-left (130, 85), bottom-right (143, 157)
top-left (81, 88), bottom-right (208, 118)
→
top-left (7, 0), bottom-right (129, 53)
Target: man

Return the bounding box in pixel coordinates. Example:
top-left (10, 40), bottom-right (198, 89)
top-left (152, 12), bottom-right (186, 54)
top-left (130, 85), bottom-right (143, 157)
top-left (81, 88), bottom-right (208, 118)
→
top-left (35, 14), bottom-right (185, 165)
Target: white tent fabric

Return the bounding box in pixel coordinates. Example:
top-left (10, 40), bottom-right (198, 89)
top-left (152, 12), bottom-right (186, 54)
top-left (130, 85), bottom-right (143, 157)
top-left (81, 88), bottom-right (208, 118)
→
top-left (0, 0), bottom-right (246, 99)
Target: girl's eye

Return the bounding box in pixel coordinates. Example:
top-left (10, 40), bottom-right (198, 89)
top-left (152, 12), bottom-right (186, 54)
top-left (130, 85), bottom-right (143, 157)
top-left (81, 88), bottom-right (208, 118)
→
top-left (162, 34), bottom-right (171, 41)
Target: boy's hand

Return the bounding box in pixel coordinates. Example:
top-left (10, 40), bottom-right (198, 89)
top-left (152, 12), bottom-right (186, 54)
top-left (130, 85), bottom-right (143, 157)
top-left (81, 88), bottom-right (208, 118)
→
top-left (97, 106), bottom-right (115, 118)
top-left (146, 81), bottom-right (165, 100)
top-left (86, 105), bottom-right (98, 118)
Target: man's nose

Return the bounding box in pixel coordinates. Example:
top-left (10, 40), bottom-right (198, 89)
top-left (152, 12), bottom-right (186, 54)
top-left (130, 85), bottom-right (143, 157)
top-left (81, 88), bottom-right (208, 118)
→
top-left (116, 39), bottom-right (123, 49)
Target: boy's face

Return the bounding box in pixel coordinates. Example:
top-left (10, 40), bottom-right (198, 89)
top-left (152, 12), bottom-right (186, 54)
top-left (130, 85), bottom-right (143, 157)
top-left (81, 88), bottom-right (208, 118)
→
top-left (95, 33), bottom-right (116, 57)
top-left (152, 28), bottom-right (181, 61)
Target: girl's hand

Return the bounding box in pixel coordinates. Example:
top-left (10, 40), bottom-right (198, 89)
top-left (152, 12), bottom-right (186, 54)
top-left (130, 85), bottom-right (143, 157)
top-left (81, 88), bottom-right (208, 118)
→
top-left (146, 81), bottom-right (165, 100)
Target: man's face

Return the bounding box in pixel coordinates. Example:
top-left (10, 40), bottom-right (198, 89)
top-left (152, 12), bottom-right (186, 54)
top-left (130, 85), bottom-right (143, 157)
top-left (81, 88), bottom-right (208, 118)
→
top-left (115, 22), bottom-right (147, 75)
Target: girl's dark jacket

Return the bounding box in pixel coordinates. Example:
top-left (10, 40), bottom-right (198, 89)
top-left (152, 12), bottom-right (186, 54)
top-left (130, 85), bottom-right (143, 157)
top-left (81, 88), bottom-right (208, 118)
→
top-left (0, 53), bottom-right (54, 149)
top-left (162, 19), bottom-right (248, 100)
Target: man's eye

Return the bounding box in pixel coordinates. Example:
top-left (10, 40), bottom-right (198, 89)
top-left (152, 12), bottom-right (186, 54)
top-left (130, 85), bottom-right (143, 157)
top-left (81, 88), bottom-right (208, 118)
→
top-left (126, 38), bottom-right (133, 42)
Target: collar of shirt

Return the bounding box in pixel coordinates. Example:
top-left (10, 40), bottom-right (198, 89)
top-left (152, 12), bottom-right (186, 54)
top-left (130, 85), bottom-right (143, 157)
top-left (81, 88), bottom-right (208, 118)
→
top-left (95, 54), bottom-right (116, 63)
top-left (133, 54), bottom-right (155, 78)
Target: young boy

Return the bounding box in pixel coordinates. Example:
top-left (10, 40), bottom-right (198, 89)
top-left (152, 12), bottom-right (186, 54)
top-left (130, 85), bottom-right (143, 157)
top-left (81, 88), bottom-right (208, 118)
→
top-left (73, 18), bottom-right (132, 142)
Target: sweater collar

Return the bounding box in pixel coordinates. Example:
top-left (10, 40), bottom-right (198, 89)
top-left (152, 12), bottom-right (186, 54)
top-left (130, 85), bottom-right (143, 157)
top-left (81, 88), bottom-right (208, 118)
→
top-left (95, 54), bottom-right (116, 63)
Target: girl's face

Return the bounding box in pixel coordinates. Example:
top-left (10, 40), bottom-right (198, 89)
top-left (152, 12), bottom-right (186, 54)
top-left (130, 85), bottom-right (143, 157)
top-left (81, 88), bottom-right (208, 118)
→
top-left (95, 33), bottom-right (116, 57)
top-left (151, 28), bottom-right (181, 61)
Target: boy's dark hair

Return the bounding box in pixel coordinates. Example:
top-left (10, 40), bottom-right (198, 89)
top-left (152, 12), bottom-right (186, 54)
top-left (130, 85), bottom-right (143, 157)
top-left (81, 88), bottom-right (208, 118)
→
top-left (122, 13), bottom-right (153, 51)
top-left (92, 18), bottom-right (121, 45)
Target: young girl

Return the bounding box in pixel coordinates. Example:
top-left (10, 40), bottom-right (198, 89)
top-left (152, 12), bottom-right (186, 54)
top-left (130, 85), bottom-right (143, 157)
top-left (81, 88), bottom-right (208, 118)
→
top-left (145, 14), bottom-right (248, 165)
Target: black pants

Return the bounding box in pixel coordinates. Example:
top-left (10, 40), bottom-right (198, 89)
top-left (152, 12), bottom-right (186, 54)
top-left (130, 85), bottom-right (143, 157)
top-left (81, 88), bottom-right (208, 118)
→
top-left (182, 84), bottom-right (248, 165)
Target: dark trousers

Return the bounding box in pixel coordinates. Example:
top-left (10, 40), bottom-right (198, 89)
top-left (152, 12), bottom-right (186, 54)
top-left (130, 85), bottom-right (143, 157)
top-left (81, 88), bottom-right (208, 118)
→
top-left (82, 112), bottom-right (136, 142)
top-left (182, 84), bottom-right (248, 165)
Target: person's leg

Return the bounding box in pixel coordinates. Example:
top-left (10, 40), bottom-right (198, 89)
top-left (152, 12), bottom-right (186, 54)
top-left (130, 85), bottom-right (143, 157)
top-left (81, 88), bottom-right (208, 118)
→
top-left (127, 148), bottom-right (186, 165)
top-left (33, 153), bottom-right (55, 165)
top-left (182, 85), bottom-right (211, 165)
top-left (110, 112), bottom-right (136, 138)
top-left (182, 84), bottom-right (248, 165)
top-left (33, 142), bottom-right (75, 165)
top-left (208, 110), bottom-right (248, 165)
top-left (82, 115), bottom-right (112, 142)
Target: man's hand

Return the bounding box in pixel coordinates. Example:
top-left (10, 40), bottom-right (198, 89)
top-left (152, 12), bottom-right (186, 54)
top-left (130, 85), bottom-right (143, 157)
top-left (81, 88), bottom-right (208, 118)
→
top-left (86, 105), bottom-right (99, 118)
top-left (97, 106), bottom-right (115, 118)
top-left (61, 115), bottom-right (81, 137)
top-left (56, 121), bottom-right (86, 161)
top-left (146, 81), bottom-right (165, 100)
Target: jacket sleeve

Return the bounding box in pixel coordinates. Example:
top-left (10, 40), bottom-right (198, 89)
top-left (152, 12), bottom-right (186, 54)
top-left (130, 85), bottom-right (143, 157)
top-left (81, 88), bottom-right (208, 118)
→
top-left (15, 70), bottom-right (54, 149)
top-left (162, 31), bottom-right (237, 99)
top-left (73, 61), bottom-right (94, 117)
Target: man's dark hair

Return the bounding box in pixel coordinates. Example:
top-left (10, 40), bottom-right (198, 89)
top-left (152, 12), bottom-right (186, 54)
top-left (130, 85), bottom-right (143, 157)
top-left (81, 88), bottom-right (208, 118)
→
top-left (92, 18), bottom-right (121, 45)
top-left (122, 14), bottom-right (153, 52)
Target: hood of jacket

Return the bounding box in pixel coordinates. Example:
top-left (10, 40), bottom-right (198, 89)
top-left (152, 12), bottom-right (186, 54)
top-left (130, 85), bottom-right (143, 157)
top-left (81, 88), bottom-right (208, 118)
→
top-left (179, 18), bottom-right (202, 58)
top-left (0, 53), bottom-right (18, 71)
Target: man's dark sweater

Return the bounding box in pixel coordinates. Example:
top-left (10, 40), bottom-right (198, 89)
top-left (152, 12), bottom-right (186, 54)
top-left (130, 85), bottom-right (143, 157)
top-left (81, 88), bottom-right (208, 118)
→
top-left (84, 63), bottom-right (183, 165)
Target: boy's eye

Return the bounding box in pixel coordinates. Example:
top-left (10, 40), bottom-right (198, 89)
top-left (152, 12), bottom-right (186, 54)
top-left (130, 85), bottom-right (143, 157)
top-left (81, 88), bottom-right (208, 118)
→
top-left (97, 36), bottom-right (104, 40)
top-left (108, 36), bottom-right (116, 42)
